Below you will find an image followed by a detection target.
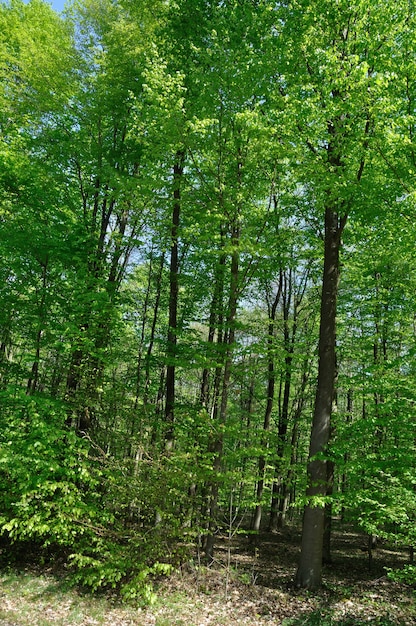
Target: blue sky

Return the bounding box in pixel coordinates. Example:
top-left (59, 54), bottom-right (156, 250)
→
top-left (23, 0), bottom-right (67, 13)
top-left (48, 0), bottom-right (66, 13)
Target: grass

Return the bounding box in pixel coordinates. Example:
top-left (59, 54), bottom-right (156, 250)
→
top-left (0, 569), bottom-right (133, 626)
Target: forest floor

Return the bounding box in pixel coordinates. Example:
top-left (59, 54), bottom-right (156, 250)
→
top-left (1, 522), bottom-right (415, 626)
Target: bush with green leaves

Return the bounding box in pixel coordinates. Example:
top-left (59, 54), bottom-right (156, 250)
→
top-left (386, 564), bottom-right (416, 586)
top-left (0, 391), bottom-right (182, 601)
top-left (0, 391), bottom-right (104, 545)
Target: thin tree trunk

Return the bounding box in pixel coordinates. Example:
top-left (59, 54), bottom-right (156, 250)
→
top-left (205, 224), bottom-right (240, 562)
top-left (144, 253), bottom-right (166, 404)
top-left (65, 338), bottom-right (86, 431)
top-left (26, 261), bottom-right (48, 395)
top-left (200, 253), bottom-right (227, 409)
top-left (0, 320), bottom-right (12, 390)
top-left (268, 267), bottom-right (309, 531)
top-left (127, 251), bottom-right (165, 457)
top-left (133, 250), bottom-right (155, 413)
top-left (273, 271), bottom-right (296, 524)
top-left (165, 149), bottom-right (185, 451)
top-left (273, 360), bottom-right (310, 528)
top-left (252, 276), bottom-right (282, 534)
top-left (323, 458), bottom-right (335, 564)
top-left (238, 376), bottom-right (255, 508)
top-left (341, 388), bottom-right (353, 519)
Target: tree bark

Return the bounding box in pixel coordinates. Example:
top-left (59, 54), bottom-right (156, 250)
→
top-left (204, 224), bottom-right (240, 562)
top-left (252, 276), bottom-right (282, 535)
top-left (268, 266), bottom-right (310, 530)
top-left (165, 149), bottom-right (185, 451)
top-left (323, 458), bottom-right (335, 564)
top-left (200, 252), bottom-right (227, 409)
top-left (26, 260), bottom-right (48, 395)
top-left (295, 205), bottom-right (345, 589)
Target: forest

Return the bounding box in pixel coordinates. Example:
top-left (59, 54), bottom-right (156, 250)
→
top-left (0, 0), bottom-right (416, 610)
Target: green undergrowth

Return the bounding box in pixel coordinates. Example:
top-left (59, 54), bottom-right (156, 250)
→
top-left (0, 393), bottom-right (198, 603)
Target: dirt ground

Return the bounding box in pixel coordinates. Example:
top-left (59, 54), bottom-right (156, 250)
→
top-left (1, 522), bottom-right (415, 625)
top-left (145, 522), bottom-right (416, 625)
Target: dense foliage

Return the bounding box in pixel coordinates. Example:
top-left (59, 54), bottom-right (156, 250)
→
top-left (0, 0), bottom-right (415, 596)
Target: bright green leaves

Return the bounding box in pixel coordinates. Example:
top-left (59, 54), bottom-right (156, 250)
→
top-left (334, 208), bottom-right (416, 556)
top-left (0, 0), bottom-right (75, 122)
top-left (0, 393), bottom-right (101, 545)
top-left (277, 0), bottom-right (407, 217)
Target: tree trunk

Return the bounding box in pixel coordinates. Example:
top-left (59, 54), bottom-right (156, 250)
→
top-left (295, 205), bottom-right (345, 589)
top-left (200, 252), bottom-right (227, 409)
top-left (252, 277), bottom-right (282, 535)
top-left (204, 224), bottom-right (240, 562)
top-left (323, 458), bottom-right (335, 564)
top-left (26, 261), bottom-right (48, 395)
top-left (165, 149), bottom-right (185, 451)
top-left (144, 253), bottom-right (166, 406)
top-left (268, 266), bottom-right (310, 531)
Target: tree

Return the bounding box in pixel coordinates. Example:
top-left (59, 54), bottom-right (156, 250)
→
top-left (272, 0), bottom-right (401, 588)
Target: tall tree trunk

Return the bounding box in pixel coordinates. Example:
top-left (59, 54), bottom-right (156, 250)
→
top-left (273, 271), bottom-right (297, 524)
top-left (270, 358), bottom-right (311, 529)
top-left (295, 205), bottom-right (345, 589)
top-left (252, 276), bottom-right (282, 534)
top-left (200, 252), bottom-right (227, 409)
top-left (0, 317), bottom-right (12, 390)
top-left (323, 458), bottom-right (335, 564)
top-left (341, 388), bottom-right (353, 518)
top-left (268, 266), bottom-right (310, 531)
top-left (204, 224), bottom-right (240, 562)
top-left (65, 333), bottom-right (87, 431)
top-left (165, 149), bottom-right (185, 451)
top-left (143, 252), bottom-right (166, 404)
top-left (26, 261), bottom-right (48, 395)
